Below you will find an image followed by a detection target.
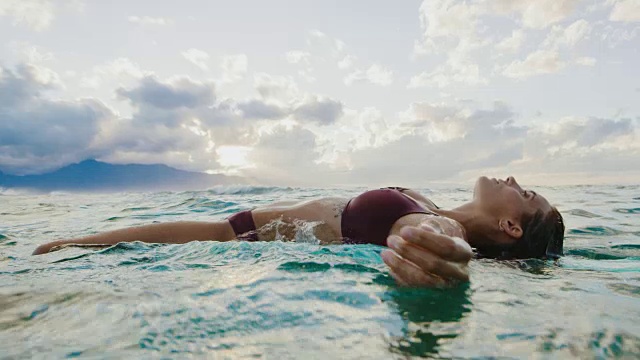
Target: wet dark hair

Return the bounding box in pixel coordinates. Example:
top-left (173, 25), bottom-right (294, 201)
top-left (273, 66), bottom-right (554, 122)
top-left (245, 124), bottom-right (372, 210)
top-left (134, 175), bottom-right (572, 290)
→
top-left (476, 207), bottom-right (565, 260)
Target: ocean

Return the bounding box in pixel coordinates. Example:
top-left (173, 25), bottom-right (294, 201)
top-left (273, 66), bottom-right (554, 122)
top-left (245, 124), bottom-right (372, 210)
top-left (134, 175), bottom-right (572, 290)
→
top-left (1, 184), bottom-right (639, 359)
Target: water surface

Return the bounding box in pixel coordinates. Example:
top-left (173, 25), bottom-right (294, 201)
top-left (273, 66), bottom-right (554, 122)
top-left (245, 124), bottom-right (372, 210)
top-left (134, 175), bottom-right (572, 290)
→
top-left (1, 185), bottom-right (639, 358)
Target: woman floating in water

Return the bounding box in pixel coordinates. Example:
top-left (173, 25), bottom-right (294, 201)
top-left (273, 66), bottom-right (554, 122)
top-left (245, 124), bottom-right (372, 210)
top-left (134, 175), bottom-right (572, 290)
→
top-left (33, 176), bottom-right (564, 287)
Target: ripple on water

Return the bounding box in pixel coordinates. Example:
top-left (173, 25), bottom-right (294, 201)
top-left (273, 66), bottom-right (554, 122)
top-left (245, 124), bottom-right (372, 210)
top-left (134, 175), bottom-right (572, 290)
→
top-left (538, 330), bottom-right (640, 358)
top-left (567, 209), bottom-right (602, 218)
top-left (0, 234), bottom-right (16, 246)
top-left (613, 208), bottom-right (640, 214)
top-left (607, 283), bottom-right (640, 298)
top-left (568, 226), bottom-right (623, 236)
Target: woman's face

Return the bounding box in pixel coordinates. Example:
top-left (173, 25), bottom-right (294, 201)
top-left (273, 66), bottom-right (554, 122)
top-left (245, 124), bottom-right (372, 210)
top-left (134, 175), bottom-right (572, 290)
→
top-left (474, 176), bottom-right (552, 231)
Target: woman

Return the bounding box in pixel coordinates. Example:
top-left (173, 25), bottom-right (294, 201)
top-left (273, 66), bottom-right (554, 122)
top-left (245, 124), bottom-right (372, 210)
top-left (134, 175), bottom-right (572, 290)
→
top-left (32, 176), bottom-right (565, 287)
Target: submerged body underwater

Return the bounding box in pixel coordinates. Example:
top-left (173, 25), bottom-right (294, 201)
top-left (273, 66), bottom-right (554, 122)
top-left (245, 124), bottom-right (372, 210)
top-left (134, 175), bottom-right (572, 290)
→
top-left (1, 185), bottom-right (639, 358)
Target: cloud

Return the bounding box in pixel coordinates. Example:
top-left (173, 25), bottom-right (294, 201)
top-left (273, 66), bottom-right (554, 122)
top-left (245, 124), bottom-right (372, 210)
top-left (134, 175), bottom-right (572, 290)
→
top-left (182, 48), bottom-right (210, 71)
top-left (284, 50), bottom-right (315, 82)
top-left (495, 29), bottom-right (526, 53)
top-left (238, 100), bottom-right (288, 120)
top-left (0, 63), bottom-right (59, 107)
top-left (609, 0), bottom-right (640, 22)
top-left (503, 50), bottom-right (566, 79)
top-left (127, 15), bottom-right (172, 26)
top-left (80, 57), bottom-right (145, 89)
top-left (412, 1), bottom-right (490, 88)
top-left (338, 55), bottom-right (356, 69)
top-left (306, 30), bottom-right (346, 59)
top-left (414, 0), bottom-right (484, 56)
top-left (221, 54), bottom-right (248, 83)
top-left (285, 51), bottom-right (311, 65)
top-left (542, 19), bottom-right (592, 49)
top-left (245, 125), bottom-right (324, 185)
top-left (519, 117), bottom-right (640, 180)
top-left (600, 24), bottom-right (640, 47)
top-left (576, 56), bottom-right (597, 66)
top-left (491, 0), bottom-right (582, 29)
top-left (344, 64), bottom-right (393, 86)
top-left (408, 60), bottom-right (486, 88)
top-left (0, 0), bottom-right (54, 31)
top-left (293, 96), bottom-right (344, 125)
top-left (254, 73), bottom-right (300, 103)
top-left (116, 75), bottom-right (215, 109)
top-left (0, 64), bottom-right (113, 174)
top-left (341, 101), bottom-right (527, 184)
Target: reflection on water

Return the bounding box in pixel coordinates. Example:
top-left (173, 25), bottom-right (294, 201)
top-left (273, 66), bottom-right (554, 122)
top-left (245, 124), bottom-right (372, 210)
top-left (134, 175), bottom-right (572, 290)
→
top-left (1, 184), bottom-right (639, 358)
top-left (382, 283), bottom-right (471, 357)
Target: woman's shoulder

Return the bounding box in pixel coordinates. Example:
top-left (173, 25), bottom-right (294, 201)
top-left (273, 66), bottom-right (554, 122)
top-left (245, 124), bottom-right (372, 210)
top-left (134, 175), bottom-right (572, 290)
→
top-left (420, 216), bottom-right (467, 240)
top-left (391, 213), bottom-right (467, 241)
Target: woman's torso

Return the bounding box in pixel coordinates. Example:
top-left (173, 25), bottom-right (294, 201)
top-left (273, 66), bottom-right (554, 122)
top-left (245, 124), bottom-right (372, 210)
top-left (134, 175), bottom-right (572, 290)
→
top-left (250, 188), bottom-right (449, 245)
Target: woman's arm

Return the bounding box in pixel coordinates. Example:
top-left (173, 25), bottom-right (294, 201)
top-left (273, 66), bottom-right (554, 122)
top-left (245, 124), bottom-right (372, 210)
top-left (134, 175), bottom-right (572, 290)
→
top-left (32, 221), bottom-right (235, 255)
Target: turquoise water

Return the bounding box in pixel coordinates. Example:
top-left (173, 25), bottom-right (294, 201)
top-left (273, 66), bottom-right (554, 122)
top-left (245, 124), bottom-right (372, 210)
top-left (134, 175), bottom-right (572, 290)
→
top-left (1, 185), bottom-right (639, 358)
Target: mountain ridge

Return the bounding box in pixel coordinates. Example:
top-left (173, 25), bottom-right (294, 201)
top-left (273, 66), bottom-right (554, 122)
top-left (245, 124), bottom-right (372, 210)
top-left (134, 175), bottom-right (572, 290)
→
top-left (0, 160), bottom-right (248, 192)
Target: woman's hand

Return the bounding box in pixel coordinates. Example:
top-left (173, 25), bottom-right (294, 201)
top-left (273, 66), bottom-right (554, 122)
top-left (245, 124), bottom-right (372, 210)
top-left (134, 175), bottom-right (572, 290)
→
top-left (381, 224), bottom-right (473, 287)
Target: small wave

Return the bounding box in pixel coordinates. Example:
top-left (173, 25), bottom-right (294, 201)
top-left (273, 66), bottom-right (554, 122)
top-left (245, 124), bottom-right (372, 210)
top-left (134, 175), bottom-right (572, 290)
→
top-left (203, 185), bottom-right (295, 195)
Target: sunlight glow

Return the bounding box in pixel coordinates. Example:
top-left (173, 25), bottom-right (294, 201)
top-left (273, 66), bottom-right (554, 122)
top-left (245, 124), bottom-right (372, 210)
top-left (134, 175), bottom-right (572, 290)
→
top-left (216, 145), bottom-right (253, 170)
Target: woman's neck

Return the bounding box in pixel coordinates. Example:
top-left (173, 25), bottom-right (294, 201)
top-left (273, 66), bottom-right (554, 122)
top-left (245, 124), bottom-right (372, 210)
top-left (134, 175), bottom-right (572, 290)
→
top-left (432, 202), bottom-right (490, 246)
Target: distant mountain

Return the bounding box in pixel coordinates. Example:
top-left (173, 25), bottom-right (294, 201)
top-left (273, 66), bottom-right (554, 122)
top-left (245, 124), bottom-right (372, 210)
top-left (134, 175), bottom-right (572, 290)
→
top-left (0, 160), bottom-right (248, 192)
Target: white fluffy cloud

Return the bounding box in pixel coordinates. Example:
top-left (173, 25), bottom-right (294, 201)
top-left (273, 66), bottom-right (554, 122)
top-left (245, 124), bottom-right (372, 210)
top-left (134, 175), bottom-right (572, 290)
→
top-left (409, 61), bottom-right (486, 88)
top-left (495, 29), bottom-right (526, 53)
top-left (344, 64), bottom-right (393, 86)
top-left (609, 0), bottom-right (640, 22)
top-left (182, 49), bottom-right (210, 71)
top-left (414, 0), bottom-right (484, 55)
top-left (491, 0), bottom-right (581, 29)
top-left (285, 51), bottom-right (311, 65)
top-left (127, 15), bottom-right (172, 26)
top-left (80, 57), bottom-right (145, 89)
top-left (500, 19), bottom-right (592, 79)
top-left (221, 54), bottom-right (248, 83)
top-left (338, 55), bottom-right (356, 70)
top-left (542, 19), bottom-right (592, 49)
top-left (0, 0), bottom-right (54, 31)
top-left (576, 56), bottom-right (597, 66)
top-left (503, 50), bottom-right (566, 79)
top-left (254, 73), bottom-right (300, 104)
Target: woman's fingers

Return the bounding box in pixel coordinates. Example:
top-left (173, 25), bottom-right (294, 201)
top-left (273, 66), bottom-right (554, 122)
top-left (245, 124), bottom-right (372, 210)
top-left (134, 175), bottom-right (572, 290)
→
top-left (381, 250), bottom-right (447, 287)
top-left (387, 235), bottom-right (469, 282)
top-left (398, 225), bottom-right (473, 262)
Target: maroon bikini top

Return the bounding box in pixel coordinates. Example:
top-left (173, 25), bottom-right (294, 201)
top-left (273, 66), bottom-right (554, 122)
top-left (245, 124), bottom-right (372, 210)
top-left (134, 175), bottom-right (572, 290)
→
top-left (341, 188), bottom-right (436, 246)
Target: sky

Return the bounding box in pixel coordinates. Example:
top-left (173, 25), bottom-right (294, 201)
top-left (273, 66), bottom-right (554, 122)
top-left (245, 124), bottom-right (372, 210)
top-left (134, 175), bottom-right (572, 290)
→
top-left (0, 0), bottom-right (639, 186)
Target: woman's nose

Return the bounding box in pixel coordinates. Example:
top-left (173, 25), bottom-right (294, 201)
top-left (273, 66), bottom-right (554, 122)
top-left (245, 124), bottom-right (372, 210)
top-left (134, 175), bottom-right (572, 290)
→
top-left (507, 176), bottom-right (522, 190)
